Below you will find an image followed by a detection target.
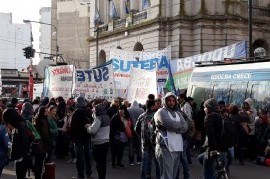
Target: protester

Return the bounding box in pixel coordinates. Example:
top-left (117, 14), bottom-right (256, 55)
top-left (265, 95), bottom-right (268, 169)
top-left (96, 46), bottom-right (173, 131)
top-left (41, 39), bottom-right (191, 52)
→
top-left (33, 106), bottom-right (54, 179)
top-left (86, 101), bottom-right (110, 179)
top-left (70, 96), bottom-right (93, 179)
top-left (154, 92), bottom-right (188, 179)
top-left (198, 98), bottom-right (228, 179)
top-left (110, 104), bottom-right (132, 168)
top-left (63, 106), bottom-right (76, 163)
top-left (3, 108), bottom-right (31, 179)
top-left (21, 102), bottom-right (34, 122)
top-left (128, 100), bottom-right (144, 165)
top-left (135, 99), bottom-right (160, 179)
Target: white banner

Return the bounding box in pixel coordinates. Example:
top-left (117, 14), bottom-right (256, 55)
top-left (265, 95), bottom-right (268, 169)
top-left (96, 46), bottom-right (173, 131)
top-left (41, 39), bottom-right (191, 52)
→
top-left (43, 65), bottom-right (74, 100)
top-left (127, 67), bottom-right (157, 104)
top-left (72, 61), bottom-right (116, 101)
top-left (110, 46), bottom-right (170, 98)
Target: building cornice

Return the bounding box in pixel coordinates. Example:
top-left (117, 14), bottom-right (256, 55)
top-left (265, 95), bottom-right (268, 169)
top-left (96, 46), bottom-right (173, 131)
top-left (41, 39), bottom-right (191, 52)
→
top-left (87, 14), bottom-right (269, 42)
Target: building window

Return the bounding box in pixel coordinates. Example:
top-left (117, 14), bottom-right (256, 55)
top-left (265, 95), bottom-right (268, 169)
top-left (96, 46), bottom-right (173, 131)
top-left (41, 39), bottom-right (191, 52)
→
top-left (98, 49), bottom-right (106, 65)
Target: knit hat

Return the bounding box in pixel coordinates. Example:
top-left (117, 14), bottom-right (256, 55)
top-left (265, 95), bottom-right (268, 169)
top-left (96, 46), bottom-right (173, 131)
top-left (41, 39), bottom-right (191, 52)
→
top-left (76, 96), bottom-right (86, 108)
top-left (204, 98), bottom-right (219, 112)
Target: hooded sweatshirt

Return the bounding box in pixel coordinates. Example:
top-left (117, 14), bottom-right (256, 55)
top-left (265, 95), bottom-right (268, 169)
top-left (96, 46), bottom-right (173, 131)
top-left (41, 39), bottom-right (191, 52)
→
top-left (244, 98), bottom-right (257, 135)
top-left (154, 92), bottom-right (188, 152)
top-left (128, 100), bottom-right (144, 125)
top-left (87, 103), bottom-right (110, 145)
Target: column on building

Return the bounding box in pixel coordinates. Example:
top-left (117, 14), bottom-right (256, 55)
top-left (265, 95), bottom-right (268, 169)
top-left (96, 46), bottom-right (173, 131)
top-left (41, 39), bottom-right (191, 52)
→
top-left (130, 0), bottom-right (140, 12)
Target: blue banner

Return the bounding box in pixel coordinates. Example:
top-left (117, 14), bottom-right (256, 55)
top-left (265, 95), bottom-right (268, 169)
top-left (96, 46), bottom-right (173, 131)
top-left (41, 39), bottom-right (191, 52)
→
top-left (170, 41), bottom-right (247, 90)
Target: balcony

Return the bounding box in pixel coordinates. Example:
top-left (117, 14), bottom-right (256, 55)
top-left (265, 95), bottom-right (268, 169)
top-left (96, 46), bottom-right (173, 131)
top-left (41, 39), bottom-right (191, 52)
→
top-left (132, 11), bottom-right (147, 24)
top-left (114, 18), bottom-right (126, 30)
top-left (98, 24), bottom-right (109, 33)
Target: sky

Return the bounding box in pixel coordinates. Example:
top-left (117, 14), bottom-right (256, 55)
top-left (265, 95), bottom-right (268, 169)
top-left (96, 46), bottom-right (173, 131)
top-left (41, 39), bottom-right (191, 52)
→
top-left (0, 0), bottom-right (51, 64)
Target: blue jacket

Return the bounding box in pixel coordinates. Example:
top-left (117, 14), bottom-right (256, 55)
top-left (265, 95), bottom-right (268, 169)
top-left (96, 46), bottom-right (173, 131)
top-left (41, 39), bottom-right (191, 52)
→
top-left (0, 124), bottom-right (9, 166)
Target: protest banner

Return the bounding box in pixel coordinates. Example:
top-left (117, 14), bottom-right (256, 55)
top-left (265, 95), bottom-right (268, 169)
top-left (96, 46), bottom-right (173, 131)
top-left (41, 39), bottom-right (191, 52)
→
top-left (110, 46), bottom-right (170, 98)
top-left (127, 67), bottom-right (157, 104)
top-left (170, 41), bottom-right (247, 90)
top-left (43, 65), bottom-right (74, 100)
top-left (72, 61), bottom-right (116, 101)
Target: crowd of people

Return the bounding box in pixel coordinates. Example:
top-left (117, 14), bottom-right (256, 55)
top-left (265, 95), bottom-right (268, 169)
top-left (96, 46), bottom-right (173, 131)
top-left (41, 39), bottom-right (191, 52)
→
top-left (0, 93), bottom-right (269, 179)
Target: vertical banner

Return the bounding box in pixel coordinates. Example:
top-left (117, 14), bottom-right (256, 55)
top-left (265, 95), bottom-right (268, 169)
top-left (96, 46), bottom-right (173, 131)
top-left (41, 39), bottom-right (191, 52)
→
top-left (170, 41), bottom-right (247, 90)
top-left (43, 65), bottom-right (74, 100)
top-left (127, 67), bottom-right (157, 104)
top-left (72, 61), bottom-right (116, 101)
top-left (110, 46), bottom-right (170, 98)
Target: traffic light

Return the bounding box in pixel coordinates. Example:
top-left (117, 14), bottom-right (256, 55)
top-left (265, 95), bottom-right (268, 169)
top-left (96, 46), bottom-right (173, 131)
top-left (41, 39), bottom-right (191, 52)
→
top-left (22, 46), bottom-right (35, 59)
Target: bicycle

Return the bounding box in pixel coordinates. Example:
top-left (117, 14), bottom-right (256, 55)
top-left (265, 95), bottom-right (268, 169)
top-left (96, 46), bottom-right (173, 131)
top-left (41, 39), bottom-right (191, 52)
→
top-left (210, 151), bottom-right (229, 179)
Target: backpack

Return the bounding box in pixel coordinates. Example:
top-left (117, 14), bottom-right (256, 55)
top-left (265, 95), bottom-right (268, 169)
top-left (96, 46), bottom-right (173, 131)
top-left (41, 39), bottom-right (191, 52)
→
top-left (148, 115), bottom-right (157, 147)
top-left (48, 118), bottom-right (59, 138)
top-left (221, 116), bottom-right (238, 149)
top-left (139, 113), bottom-right (154, 144)
top-left (26, 120), bottom-right (41, 142)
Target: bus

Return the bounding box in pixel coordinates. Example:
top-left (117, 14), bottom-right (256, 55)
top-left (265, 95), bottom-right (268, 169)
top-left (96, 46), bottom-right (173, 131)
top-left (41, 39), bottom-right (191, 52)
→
top-left (186, 59), bottom-right (270, 110)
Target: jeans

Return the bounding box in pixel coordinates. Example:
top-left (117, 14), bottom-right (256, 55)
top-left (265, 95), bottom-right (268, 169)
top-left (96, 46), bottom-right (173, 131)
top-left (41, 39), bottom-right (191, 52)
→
top-left (15, 157), bottom-right (30, 179)
top-left (155, 145), bottom-right (181, 179)
top-left (226, 147), bottom-right (234, 171)
top-left (34, 153), bottom-right (46, 179)
top-left (111, 139), bottom-right (126, 166)
top-left (179, 139), bottom-right (190, 179)
top-left (93, 142), bottom-right (109, 179)
top-left (141, 145), bottom-right (160, 179)
top-left (129, 136), bottom-right (142, 164)
top-left (75, 139), bottom-right (92, 178)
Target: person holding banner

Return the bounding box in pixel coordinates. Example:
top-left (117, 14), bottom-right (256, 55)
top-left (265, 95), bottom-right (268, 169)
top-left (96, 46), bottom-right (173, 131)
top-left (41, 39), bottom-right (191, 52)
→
top-left (154, 92), bottom-right (188, 179)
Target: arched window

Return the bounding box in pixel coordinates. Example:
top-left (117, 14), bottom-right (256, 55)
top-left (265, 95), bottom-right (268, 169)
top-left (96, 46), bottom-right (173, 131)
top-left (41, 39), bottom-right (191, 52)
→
top-left (253, 38), bottom-right (268, 55)
top-left (133, 42), bottom-right (144, 61)
top-left (116, 46), bottom-right (122, 49)
top-left (133, 42), bottom-right (144, 51)
top-left (98, 49), bottom-right (106, 66)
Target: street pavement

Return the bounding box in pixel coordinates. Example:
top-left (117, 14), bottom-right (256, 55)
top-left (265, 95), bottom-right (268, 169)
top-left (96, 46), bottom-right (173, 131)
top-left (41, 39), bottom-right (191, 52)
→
top-left (2, 153), bottom-right (270, 179)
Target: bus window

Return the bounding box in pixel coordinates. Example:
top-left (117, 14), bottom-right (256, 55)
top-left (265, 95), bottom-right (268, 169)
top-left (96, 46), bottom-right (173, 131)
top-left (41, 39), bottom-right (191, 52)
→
top-left (229, 82), bottom-right (248, 107)
top-left (250, 82), bottom-right (270, 110)
top-left (212, 82), bottom-right (230, 104)
top-left (189, 82), bottom-right (212, 107)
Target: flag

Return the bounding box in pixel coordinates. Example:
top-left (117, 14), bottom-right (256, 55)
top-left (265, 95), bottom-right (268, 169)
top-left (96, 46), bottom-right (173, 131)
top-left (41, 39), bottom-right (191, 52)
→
top-left (125, 1), bottom-right (130, 15)
top-left (94, 5), bottom-right (101, 26)
top-left (164, 61), bottom-right (176, 93)
top-left (110, 0), bottom-right (118, 19)
top-left (142, 0), bottom-right (151, 10)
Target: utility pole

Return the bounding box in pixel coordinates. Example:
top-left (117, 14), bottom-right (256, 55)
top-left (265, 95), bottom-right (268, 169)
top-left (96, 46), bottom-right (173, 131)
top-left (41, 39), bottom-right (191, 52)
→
top-left (95, 27), bottom-right (99, 64)
top-left (248, 0), bottom-right (253, 57)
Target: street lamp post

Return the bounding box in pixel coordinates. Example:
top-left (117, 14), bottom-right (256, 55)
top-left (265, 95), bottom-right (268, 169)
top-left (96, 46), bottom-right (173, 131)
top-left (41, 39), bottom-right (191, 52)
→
top-left (94, 27), bottom-right (99, 64)
top-left (23, 19), bottom-right (59, 63)
top-left (248, 0), bottom-right (253, 57)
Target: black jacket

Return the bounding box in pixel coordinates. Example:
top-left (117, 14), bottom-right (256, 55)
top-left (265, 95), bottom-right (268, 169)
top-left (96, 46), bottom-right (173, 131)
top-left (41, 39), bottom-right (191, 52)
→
top-left (10, 122), bottom-right (30, 161)
top-left (204, 112), bottom-right (227, 152)
top-left (70, 108), bottom-right (93, 140)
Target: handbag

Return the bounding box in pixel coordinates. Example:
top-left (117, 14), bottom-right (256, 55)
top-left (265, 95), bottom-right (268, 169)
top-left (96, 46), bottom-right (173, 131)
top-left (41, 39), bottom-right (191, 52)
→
top-left (124, 119), bottom-right (133, 138)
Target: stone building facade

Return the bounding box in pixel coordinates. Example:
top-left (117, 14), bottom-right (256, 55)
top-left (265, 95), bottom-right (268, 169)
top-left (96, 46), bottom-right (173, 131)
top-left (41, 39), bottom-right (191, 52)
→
top-left (52, 0), bottom-right (270, 68)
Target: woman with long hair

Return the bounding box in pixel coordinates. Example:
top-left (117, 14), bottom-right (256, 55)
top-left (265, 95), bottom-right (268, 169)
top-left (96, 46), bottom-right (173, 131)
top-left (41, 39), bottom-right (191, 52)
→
top-left (33, 106), bottom-right (53, 179)
top-left (110, 104), bottom-right (132, 168)
top-left (3, 108), bottom-right (30, 179)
